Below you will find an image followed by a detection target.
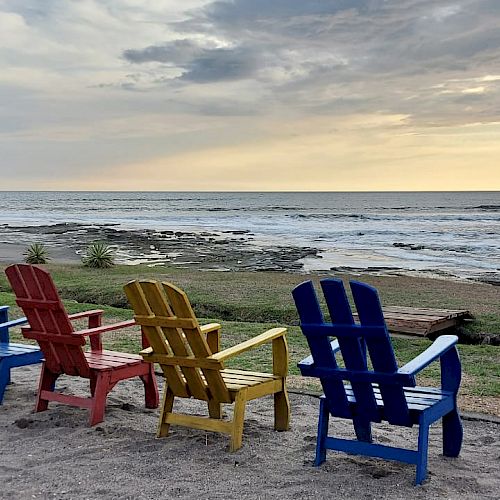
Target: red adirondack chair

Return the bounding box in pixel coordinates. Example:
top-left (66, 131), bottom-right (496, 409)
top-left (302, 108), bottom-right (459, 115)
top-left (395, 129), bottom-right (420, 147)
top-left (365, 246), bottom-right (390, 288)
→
top-left (5, 264), bottom-right (159, 425)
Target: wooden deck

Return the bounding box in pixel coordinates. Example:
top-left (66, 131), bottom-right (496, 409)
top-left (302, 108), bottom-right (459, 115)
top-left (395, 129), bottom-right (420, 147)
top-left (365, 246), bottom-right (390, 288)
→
top-left (356, 306), bottom-right (474, 337)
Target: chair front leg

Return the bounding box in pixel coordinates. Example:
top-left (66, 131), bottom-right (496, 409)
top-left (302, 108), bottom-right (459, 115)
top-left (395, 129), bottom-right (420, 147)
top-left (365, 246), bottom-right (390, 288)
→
top-left (230, 389), bottom-right (247, 452)
top-left (88, 314), bottom-right (103, 351)
top-left (89, 371), bottom-right (111, 426)
top-left (416, 414), bottom-right (430, 485)
top-left (272, 335), bottom-right (290, 431)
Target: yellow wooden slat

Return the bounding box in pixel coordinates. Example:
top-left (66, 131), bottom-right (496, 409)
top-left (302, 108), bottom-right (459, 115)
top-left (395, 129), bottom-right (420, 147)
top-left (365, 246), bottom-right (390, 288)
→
top-left (141, 353), bottom-right (223, 370)
top-left (124, 281), bottom-right (189, 397)
top-left (165, 413), bottom-right (233, 434)
top-left (134, 315), bottom-right (198, 329)
top-left (162, 282), bottom-right (230, 402)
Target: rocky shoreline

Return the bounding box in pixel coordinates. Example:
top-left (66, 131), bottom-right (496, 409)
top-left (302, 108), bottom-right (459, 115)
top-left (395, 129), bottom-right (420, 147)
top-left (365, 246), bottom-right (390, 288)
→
top-left (0, 222), bottom-right (320, 272)
top-left (1, 222), bottom-right (499, 285)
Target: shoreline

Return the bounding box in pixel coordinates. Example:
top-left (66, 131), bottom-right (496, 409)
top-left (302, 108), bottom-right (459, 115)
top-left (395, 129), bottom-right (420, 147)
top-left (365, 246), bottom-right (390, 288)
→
top-left (1, 222), bottom-right (498, 286)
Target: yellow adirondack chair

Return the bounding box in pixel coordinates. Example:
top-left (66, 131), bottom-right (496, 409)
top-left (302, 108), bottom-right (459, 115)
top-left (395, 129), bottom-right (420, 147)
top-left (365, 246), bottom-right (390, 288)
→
top-left (124, 280), bottom-right (290, 451)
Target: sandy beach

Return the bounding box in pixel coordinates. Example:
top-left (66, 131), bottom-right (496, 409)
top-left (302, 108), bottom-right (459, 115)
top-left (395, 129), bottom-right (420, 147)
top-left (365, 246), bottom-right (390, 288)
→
top-left (1, 365), bottom-right (499, 500)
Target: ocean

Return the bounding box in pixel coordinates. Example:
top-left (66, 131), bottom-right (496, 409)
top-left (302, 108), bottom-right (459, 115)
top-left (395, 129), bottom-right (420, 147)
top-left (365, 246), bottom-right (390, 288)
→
top-left (0, 191), bottom-right (498, 281)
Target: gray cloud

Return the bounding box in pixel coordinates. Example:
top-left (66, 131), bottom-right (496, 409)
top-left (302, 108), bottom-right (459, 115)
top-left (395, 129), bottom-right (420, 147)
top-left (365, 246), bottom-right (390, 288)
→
top-left (124, 41), bottom-right (258, 83)
top-left (124, 39), bottom-right (203, 65)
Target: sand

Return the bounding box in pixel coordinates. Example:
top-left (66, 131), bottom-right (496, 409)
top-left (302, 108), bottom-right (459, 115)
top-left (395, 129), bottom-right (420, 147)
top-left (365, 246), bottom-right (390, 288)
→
top-left (1, 365), bottom-right (498, 500)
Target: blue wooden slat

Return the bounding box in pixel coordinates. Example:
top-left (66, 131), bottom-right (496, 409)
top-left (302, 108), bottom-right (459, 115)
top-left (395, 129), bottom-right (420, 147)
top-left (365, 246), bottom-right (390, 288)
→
top-left (293, 281), bottom-right (351, 418)
top-left (300, 324), bottom-right (387, 338)
top-left (324, 436), bottom-right (419, 465)
top-left (350, 281), bottom-right (411, 426)
top-left (0, 307), bottom-right (8, 344)
top-left (298, 364), bottom-right (415, 385)
top-left (321, 279), bottom-right (379, 424)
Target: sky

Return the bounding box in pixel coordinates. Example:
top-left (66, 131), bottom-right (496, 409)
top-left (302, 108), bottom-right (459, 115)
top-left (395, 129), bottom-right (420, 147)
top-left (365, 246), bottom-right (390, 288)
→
top-left (0, 0), bottom-right (499, 191)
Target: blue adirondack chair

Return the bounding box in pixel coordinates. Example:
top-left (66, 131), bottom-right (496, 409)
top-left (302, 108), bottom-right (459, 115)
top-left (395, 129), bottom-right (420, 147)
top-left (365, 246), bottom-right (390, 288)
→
top-left (293, 279), bottom-right (463, 485)
top-left (0, 305), bottom-right (43, 403)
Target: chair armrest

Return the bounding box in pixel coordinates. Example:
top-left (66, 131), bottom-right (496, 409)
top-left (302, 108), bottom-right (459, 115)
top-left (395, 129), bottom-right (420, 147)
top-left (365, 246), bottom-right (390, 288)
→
top-left (200, 323), bottom-right (221, 334)
top-left (68, 310), bottom-right (104, 321)
top-left (74, 319), bottom-right (136, 337)
top-left (298, 339), bottom-right (340, 367)
top-left (211, 327), bottom-right (286, 362)
top-left (398, 335), bottom-right (458, 376)
top-left (0, 316), bottom-right (28, 329)
top-left (200, 323), bottom-right (221, 353)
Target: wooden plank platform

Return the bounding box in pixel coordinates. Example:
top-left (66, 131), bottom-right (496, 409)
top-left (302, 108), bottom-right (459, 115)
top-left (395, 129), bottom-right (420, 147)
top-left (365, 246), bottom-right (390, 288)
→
top-left (356, 306), bottom-right (474, 337)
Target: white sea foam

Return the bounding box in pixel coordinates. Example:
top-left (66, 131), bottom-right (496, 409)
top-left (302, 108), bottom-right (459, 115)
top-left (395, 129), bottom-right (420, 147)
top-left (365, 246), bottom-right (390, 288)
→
top-left (0, 191), bottom-right (498, 280)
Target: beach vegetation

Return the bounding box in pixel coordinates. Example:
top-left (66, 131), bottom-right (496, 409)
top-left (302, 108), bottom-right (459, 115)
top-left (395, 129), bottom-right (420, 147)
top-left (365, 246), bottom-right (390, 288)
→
top-left (23, 243), bottom-right (50, 264)
top-left (82, 242), bottom-right (115, 268)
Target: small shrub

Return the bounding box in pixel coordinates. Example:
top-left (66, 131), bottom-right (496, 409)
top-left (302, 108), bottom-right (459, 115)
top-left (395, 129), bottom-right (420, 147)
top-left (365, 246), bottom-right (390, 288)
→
top-left (82, 242), bottom-right (115, 268)
top-left (24, 243), bottom-right (50, 264)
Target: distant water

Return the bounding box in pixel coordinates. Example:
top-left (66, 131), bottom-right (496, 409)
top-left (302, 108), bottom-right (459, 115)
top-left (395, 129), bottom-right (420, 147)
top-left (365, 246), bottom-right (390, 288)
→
top-left (0, 191), bottom-right (499, 280)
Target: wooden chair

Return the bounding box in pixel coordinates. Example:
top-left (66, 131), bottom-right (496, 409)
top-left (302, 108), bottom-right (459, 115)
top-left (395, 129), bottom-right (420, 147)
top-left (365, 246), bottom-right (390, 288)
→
top-left (124, 279), bottom-right (290, 451)
top-left (0, 305), bottom-right (43, 404)
top-left (293, 278), bottom-right (463, 485)
top-left (5, 264), bottom-right (159, 425)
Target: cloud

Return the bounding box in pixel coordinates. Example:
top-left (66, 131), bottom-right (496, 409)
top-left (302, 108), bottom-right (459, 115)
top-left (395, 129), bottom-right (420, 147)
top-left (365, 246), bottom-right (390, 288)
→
top-left (124, 40), bottom-right (258, 82)
top-left (1, 1), bottom-right (500, 189)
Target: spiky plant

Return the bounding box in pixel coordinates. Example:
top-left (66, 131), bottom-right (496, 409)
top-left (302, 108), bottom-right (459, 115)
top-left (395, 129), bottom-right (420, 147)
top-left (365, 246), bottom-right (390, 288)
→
top-left (82, 242), bottom-right (115, 268)
top-left (24, 243), bottom-right (50, 264)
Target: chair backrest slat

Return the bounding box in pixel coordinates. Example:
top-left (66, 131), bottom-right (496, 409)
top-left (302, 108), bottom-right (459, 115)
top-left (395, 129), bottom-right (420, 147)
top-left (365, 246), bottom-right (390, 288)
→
top-left (350, 282), bottom-right (410, 425)
top-left (5, 264), bottom-right (89, 377)
top-left (125, 280), bottom-right (230, 403)
top-left (0, 306), bottom-right (9, 343)
top-left (292, 281), bottom-right (351, 418)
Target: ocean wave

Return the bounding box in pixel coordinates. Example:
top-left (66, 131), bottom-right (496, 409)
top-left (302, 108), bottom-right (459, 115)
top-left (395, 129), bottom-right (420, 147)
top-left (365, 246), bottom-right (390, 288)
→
top-left (469, 204), bottom-right (500, 211)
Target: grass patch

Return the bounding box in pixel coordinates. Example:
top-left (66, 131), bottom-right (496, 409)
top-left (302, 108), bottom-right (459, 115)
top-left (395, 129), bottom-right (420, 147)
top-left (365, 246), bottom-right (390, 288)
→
top-left (1, 263), bottom-right (499, 333)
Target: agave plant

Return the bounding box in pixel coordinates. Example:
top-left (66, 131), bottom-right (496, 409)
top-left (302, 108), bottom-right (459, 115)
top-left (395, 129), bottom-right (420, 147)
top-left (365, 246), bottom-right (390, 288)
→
top-left (24, 243), bottom-right (50, 264)
top-left (82, 242), bottom-right (115, 268)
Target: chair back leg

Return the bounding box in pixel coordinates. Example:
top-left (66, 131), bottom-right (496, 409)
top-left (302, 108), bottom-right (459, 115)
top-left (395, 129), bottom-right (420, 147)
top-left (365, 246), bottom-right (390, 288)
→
top-left (208, 399), bottom-right (223, 419)
top-left (314, 397), bottom-right (329, 466)
top-left (273, 389), bottom-right (290, 431)
top-left (157, 387), bottom-right (175, 438)
top-left (35, 364), bottom-right (59, 412)
top-left (140, 364), bottom-right (159, 409)
top-left (0, 362), bottom-right (10, 404)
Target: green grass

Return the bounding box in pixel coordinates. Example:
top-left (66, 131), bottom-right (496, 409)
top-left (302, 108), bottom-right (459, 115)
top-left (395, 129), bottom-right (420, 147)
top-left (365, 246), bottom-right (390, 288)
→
top-left (1, 263), bottom-right (499, 332)
top-left (2, 289), bottom-right (498, 400)
top-left (1, 263), bottom-right (498, 413)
